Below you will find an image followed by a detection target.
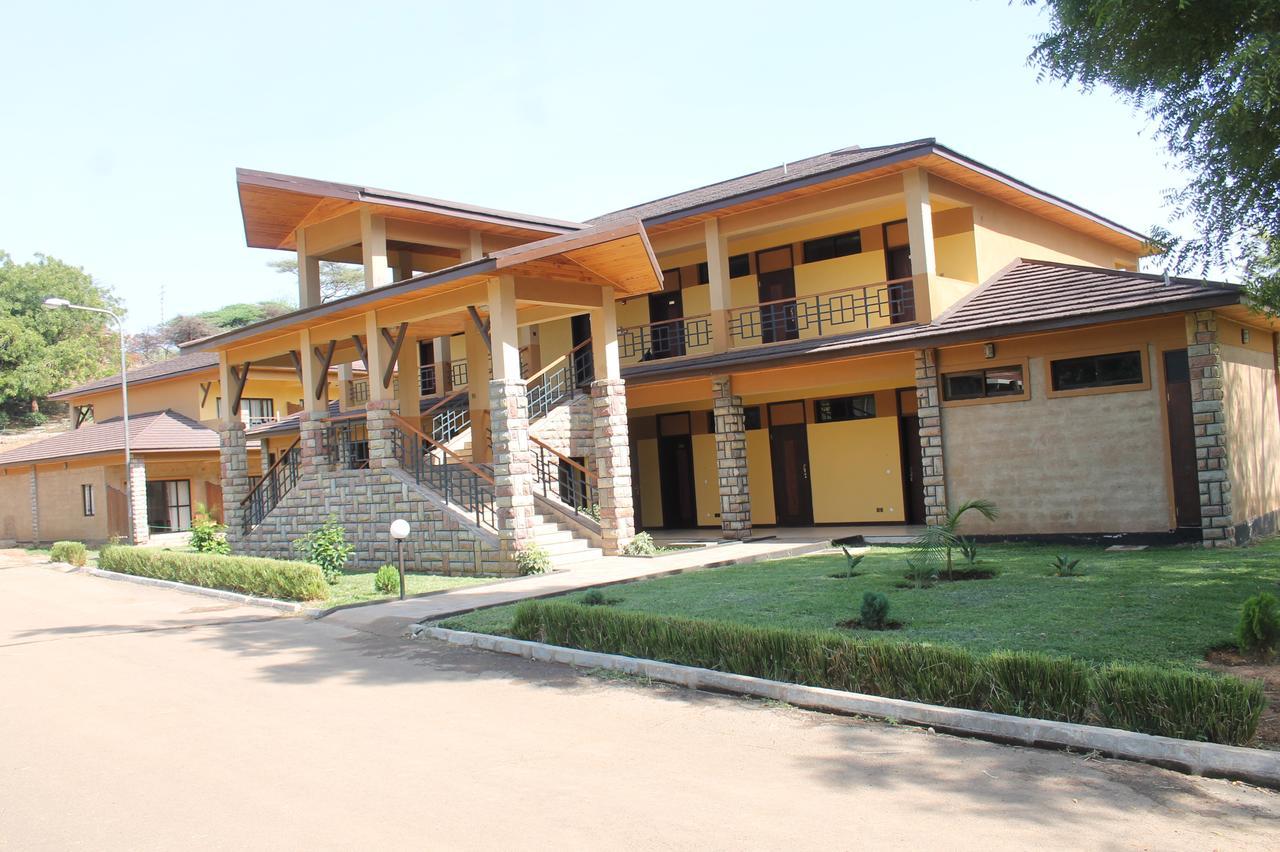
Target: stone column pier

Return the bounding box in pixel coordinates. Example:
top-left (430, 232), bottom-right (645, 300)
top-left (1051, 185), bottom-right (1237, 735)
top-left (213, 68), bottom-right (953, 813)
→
top-left (914, 348), bottom-right (949, 527)
top-left (219, 422), bottom-right (251, 547)
top-left (490, 379), bottom-right (536, 554)
top-left (591, 378), bottom-right (635, 554)
top-left (712, 376), bottom-right (751, 539)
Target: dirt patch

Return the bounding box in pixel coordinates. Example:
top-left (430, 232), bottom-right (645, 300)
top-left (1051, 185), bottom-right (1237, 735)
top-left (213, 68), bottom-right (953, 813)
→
top-left (837, 619), bottom-right (904, 631)
top-left (938, 568), bottom-right (998, 581)
top-left (826, 572), bottom-right (865, 579)
top-left (1204, 647), bottom-right (1280, 747)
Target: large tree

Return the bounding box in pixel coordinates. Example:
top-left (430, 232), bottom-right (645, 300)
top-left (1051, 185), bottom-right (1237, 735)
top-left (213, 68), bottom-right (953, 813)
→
top-left (1027, 1), bottom-right (1280, 303)
top-left (268, 258), bottom-right (364, 301)
top-left (0, 252), bottom-right (121, 421)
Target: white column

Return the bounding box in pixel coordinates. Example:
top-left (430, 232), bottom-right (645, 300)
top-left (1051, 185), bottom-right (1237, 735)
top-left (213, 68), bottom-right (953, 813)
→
top-left (364, 312), bottom-right (392, 402)
top-left (488, 275), bottom-right (521, 381)
top-left (360, 210), bottom-right (390, 290)
top-left (589, 286), bottom-right (622, 382)
top-left (704, 218), bottom-right (731, 353)
top-left (296, 229), bottom-right (322, 308)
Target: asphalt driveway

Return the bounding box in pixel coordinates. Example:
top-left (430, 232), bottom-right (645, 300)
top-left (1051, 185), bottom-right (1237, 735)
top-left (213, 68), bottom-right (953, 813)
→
top-left (1, 553), bottom-right (1277, 850)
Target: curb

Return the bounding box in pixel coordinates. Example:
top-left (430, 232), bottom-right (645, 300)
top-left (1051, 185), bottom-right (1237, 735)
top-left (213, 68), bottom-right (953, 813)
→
top-left (423, 627), bottom-right (1280, 789)
top-left (69, 564), bottom-right (303, 613)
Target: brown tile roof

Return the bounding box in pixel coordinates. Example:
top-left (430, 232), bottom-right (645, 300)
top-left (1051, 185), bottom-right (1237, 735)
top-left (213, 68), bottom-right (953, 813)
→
top-left (589, 140), bottom-right (935, 226)
top-left (48, 352), bottom-right (219, 400)
top-left (0, 410), bottom-right (230, 467)
top-left (623, 260), bottom-right (1242, 382)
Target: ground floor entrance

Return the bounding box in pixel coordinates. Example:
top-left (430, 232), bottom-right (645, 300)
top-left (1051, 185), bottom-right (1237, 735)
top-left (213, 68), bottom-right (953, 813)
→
top-left (145, 479), bottom-right (193, 533)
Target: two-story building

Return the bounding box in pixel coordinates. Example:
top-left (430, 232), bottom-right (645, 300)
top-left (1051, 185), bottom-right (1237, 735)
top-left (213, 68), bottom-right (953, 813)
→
top-left (171, 138), bottom-right (1280, 575)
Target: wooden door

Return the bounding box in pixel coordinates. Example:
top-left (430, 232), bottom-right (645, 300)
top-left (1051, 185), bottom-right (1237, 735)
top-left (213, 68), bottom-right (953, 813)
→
top-left (1163, 349), bottom-right (1202, 535)
top-left (647, 291), bottom-right (685, 359)
top-left (418, 339), bottom-right (436, 396)
top-left (898, 415), bottom-right (926, 524)
top-left (571, 314), bottom-right (594, 384)
top-left (206, 482), bottom-right (224, 524)
top-left (658, 434), bottom-right (698, 528)
top-left (768, 401), bottom-right (813, 526)
top-left (756, 245), bottom-right (798, 343)
top-left (883, 220), bottom-right (915, 323)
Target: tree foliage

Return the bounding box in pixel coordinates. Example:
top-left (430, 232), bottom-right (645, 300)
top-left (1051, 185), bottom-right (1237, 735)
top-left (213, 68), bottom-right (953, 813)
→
top-left (1027, 1), bottom-right (1280, 306)
top-left (269, 258), bottom-right (364, 302)
top-left (0, 252), bottom-right (120, 421)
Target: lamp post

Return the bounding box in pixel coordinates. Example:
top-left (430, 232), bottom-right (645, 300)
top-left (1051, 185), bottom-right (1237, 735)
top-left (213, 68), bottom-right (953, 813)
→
top-left (43, 298), bottom-right (135, 544)
top-left (389, 518), bottom-right (410, 600)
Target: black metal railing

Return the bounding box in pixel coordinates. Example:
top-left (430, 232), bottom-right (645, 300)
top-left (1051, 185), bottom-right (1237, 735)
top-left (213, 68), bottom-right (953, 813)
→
top-left (619, 315), bottom-right (713, 361)
top-left (240, 438), bottom-right (301, 534)
top-left (527, 339), bottom-right (594, 421)
top-left (324, 417), bottom-right (370, 469)
top-left (391, 416), bottom-right (497, 531)
top-left (429, 394), bottom-right (472, 443)
top-left (419, 363), bottom-right (438, 396)
top-left (530, 437), bottom-right (597, 520)
top-left (728, 278), bottom-right (915, 346)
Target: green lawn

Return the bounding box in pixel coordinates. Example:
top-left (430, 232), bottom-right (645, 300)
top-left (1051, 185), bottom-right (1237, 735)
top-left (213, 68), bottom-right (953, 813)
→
top-left (317, 570), bottom-right (491, 609)
top-left (441, 541), bottom-right (1280, 666)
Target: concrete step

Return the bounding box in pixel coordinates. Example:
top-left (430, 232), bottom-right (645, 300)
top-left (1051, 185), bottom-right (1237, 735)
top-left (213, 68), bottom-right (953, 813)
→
top-left (549, 547), bottom-right (604, 566)
top-left (530, 529), bottom-right (574, 547)
top-left (540, 538), bottom-right (592, 557)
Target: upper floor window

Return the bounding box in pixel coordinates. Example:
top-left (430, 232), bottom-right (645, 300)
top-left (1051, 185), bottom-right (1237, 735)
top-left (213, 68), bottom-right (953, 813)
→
top-left (696, 262), bottom-right (710, 285)
top-left (729, 254), bottom-right (751, 278)
top-left (814, 394), bottom-right (876, 423)
top-left (803, 231), bottom-right (863, 264)
top-left (216, 397), bottom-right (276, 427)
top-left (1050, 351), bottom-right (1143, 392)
top-left (943, 366), bottom-right (1025, 401)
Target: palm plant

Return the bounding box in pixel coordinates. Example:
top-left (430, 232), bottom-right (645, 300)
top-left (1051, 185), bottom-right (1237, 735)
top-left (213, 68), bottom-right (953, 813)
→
top-left (839, 545), bottom-right (865, 578)
top-left (911, 499), bottom-right (999, 581)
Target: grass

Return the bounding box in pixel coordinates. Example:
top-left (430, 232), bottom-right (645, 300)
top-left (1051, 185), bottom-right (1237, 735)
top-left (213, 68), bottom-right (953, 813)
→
top-left (319, 569), bottom-right (491, 608)
top-left (442, 540), bottom-right (1280, 667)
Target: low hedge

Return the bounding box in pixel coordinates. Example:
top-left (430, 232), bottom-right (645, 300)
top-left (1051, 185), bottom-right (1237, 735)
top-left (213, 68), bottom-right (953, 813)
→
top-left (509, 602), bottom-right (1266, 746)
top-left (98, 546), bottom-right (328, 602)
top-left (50, 540), bottom-right (87, 567)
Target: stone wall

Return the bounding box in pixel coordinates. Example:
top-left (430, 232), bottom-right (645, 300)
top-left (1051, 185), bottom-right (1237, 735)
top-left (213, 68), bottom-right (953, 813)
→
top-left (529, 392), bottom-right (594, 460)
top-left (914, 349), bottom-right (949, 526)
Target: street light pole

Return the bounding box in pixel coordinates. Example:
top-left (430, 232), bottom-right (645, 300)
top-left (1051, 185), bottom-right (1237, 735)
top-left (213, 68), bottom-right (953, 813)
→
top-left (43, 298), bottom-right (134, 544)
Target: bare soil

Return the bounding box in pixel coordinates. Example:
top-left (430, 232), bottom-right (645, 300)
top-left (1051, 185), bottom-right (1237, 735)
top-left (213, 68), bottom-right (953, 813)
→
top-left (1204, 647), bottom-right (1280, 747)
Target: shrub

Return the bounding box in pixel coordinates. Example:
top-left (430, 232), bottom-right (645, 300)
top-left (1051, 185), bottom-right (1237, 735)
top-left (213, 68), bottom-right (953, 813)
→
top-left (374, 564), bottom-right (400, 595)
top-left (99, 545), bottom-right (327, 601)
top-left (1049, 554), bottom-right (1084, 577)
top-left (1236, 591), bottom-right (1280, 659)
top-left (516, 544), bottom-right (551, 576)
top-left (509, 602), bottom-right (1265, 746)
top-left (859, 591), bottom-right (890, 629)
top-left (50, 540), bottom-right (87, 567)
top-left (292, 518), bottom-right (353, 584)
top-left (623, 532), bottom-right (659, 556)
top-left (580, 589), bottom-right (617, 606)
top-left (189, 507), bottom-right (230, 555)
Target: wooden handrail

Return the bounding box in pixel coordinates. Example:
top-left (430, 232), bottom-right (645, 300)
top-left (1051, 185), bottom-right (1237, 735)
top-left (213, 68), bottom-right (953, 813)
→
top-left (391, 414), bottom-right (495, 484)
top-left (422, 389), bottom-right (468, 420)
top-left (529, 435), bottom-right (598, 485)
top-left (525, 336), bottom-right (593, 386)
top-left (727, 277), bottom-right (915, 314)
top-left (239, 436), bottom-right (300, 507)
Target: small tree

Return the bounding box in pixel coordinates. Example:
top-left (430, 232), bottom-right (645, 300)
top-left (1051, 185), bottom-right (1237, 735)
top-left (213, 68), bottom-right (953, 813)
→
top-left (912, 499), bottom-right (999, 581)
top-left (190, 505), bottom-right (230, 555)
top-left (293, 518), bottom-right (354, 584)
top-left (1237, 592), bottom-right (1280, 660)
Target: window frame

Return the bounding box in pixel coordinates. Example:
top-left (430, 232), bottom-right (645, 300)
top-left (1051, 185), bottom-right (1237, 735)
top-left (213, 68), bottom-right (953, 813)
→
top-left (802, 230), bottom-right (863, 264)
top-left (1044, 346), bottom-right (1150, 399)
top-left (728, 254), bottom-right (751, 279)
top-left (939, 359), bottom-right (1031, 407)
top-left (812, 394), bottom-right (877, 424)
top-left (81, 483), bottom-right (95, 517)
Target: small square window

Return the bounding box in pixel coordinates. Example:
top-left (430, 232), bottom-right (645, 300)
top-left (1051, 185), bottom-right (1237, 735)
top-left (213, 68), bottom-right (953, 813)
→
top-left (942, 365), bottom-right (1025, 401)
top-left (744, 406), bottom-right (763, 430)
top-left (813, 395), bottom-right (876, 423)
top-left (696, 262), bottom-right (710, 285)
top-left (728, 254), bottom-right (750, 278)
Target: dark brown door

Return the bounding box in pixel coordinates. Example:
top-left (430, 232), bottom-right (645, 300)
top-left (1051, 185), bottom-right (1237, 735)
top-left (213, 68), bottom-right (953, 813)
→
top-left (1163, 349), bottom-right (1202, 535)
top-left (899, 415), bottom-right (926, 525)
top-left (648, 292), bottom-right (685, 359)
top-left (883, 220), bottom-right (916, 324)
top-left (658, 434), bottom-right (698, 528)
top-left (756, 245), bottom-right (798, 343)
top-left (768, 401), bottom-right (813, 526)
top-left (571, 314), bottom-right (593, 384)
top-left (418, 339), bottom-right (436, 396)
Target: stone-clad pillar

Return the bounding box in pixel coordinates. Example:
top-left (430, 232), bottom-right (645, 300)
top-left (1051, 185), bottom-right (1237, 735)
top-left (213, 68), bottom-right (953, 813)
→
top-left (712, 376), bottom-right (751, 539)
top-left (1189, 310), bottom-right (1234, 547)
top-left (591, 378), bottom-right (635, 554)
top-left (298, 411), bottom-right (333, 476)
top-left (28, 465), bottom-right (39, 545)
top-left (128, 456), bottom-right (149, 545)
top-left (366, 399), bottom-right (401, 470)
top-left (914, 348), bottom-right (948, 527)
top-left (219, 422), bottom-right (250, 547)
top-left (490, 379), bottom-right (536, 551)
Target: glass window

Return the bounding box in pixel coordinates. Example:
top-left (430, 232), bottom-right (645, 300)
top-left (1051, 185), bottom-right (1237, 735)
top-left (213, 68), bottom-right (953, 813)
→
top-left (943, 365), bottom-right (1026, 401)
top-left (744, 406), bottom-right (763, 430)
top-left (696, 262), bottom-right (710, 285)
top-left (803, 231), bottom-right (862, 263)
top-left (814, 394), bottom-right (876, 423)
top-left (81, 484), bottom-right (95, 517)
top-left (728, 254), bottom-right (750, 278)
top-left (1050, 351), bottom-right (1143, 391)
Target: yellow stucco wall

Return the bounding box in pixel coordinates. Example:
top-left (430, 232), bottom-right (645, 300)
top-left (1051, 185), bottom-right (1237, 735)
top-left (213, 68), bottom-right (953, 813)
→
top-left (745, 430), bottom-right (776, 526)
top-left (82, 378), bottom-right (202, 421)
top-left (807, 417), bottom-right (905, 523)
top-left (0, 468), bottom-right (32, 542)
top-left (636, 438), bottom-right (663, 528)
top-left (1219, 326), bottom-right (1280, 527)
top-left (691, 433), bottom-right (720, 526)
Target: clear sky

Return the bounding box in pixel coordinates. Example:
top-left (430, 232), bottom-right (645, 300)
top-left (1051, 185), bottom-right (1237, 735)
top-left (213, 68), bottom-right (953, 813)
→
top-left (1, 0), bottom-right (1190, 332)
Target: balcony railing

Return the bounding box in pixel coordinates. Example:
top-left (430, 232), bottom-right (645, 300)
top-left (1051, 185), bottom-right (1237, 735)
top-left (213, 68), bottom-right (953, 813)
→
top-left (424, 390), bottom-right (471, 443)
top-left (324, 415), bottom-right (370, 470)
top-left (240, 437), bottom-right (301, 534)
top-left (619, 315), bottom-right (713, 362)
top-left (530, 436), bottom-right (597, 519)
top-left (391, 415), bottom-right (496, 532)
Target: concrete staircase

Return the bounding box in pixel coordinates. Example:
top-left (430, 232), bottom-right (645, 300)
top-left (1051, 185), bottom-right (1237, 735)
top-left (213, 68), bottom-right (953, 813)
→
top-left (528, 510), bottom-right (603, 567)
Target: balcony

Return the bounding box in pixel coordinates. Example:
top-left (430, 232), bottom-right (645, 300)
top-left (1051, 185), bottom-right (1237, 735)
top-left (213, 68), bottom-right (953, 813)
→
top-left (617, 277), bottom-right (915, 365)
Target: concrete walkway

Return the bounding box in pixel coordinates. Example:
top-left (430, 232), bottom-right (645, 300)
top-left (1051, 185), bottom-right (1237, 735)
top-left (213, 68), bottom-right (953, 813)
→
top-left (3, 556), bottom-right (1278, 850)
top-left (323, 538), bottom-right (828, 637)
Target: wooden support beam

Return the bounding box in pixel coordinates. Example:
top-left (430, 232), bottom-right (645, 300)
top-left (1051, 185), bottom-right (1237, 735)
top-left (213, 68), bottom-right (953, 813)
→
top-left (467, 306), bottom-right (492, 352)
top-left (286, 350), bottom-right (304, 385)
top-left (379, 322), bottom-right (409, 389)
top-left (312, 341), bottom-right (336, 400)
top-left (199, 382), bottom-right (213, 407)
top-left (350, 334), bottom-right (368, 367)
top-left (227, 362), bottom-right (251, 416)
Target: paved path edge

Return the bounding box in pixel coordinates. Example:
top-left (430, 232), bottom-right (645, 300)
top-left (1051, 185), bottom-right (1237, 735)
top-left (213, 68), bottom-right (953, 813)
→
top-left (58, 562), bottom-right (303, 612)
top-left (424, 626), bottom-right (1280, 789)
